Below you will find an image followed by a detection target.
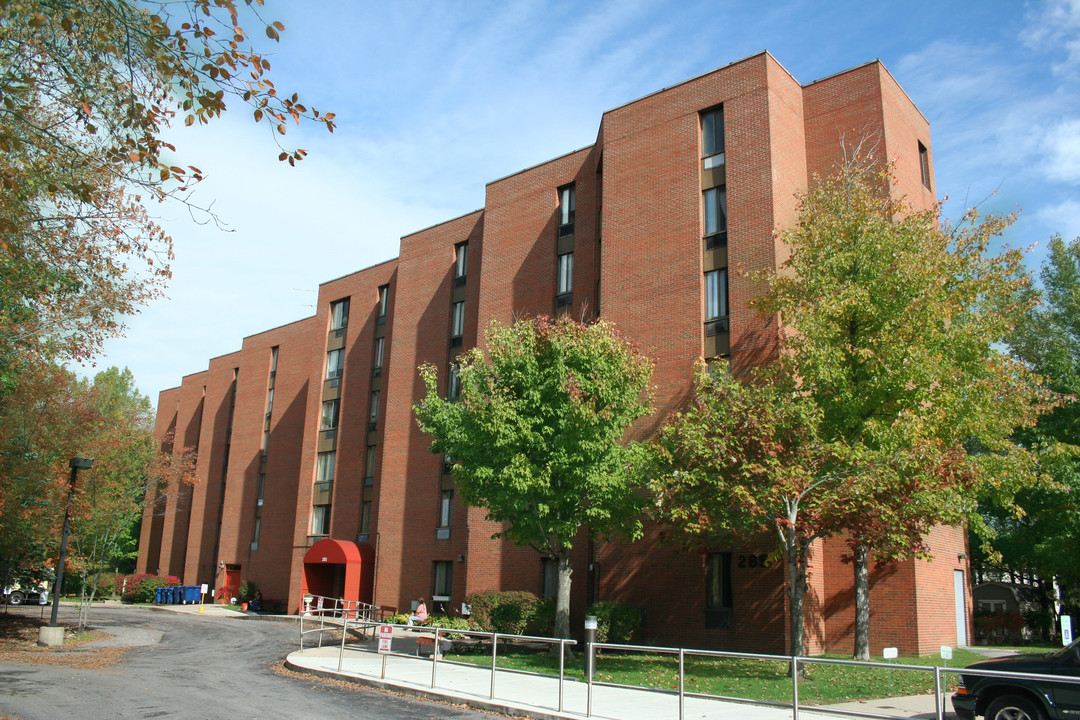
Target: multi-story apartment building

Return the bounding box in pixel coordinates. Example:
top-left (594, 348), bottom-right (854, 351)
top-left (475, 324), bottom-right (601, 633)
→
top-left (138, 51), bottom-right (969, 655)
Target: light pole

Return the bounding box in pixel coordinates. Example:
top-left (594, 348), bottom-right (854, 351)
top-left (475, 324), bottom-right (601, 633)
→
top-left (49, 457), bottom-right (93, 627)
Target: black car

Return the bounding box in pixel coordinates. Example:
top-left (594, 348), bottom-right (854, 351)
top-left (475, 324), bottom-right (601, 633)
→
top-left (952, 638), bottom-right (1080, 720)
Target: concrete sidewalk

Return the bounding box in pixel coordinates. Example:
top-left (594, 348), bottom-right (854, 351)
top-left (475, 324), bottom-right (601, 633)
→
top-left (285, 629), bottom-right (957, 720)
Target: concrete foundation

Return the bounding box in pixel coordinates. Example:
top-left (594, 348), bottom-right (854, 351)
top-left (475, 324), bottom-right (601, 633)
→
top-left (38, 625), bottom-right (64, 646)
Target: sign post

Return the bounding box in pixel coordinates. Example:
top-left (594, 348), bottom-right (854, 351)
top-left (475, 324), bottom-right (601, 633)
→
top-left (378, 624), bottom-right (393, 679)
top-left (199, 584), bottom-right (208, 614)
top-left (1063, 615), bottom-right (1074, 645)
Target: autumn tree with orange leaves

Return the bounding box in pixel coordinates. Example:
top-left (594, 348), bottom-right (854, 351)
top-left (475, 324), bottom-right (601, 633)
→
top-left (0, 0), bottom-right (334, 386)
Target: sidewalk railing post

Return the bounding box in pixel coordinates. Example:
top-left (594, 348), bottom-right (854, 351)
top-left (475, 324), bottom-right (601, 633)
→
top-left (337, 615), bottom-right (349, 672)
top-left (586, 643), bottom-right (594, 718)
top-left (678, 648), bottom-right (685, 720)
top-left (558, 638), bottom-right (566, 713)
top-left (490, 632), bottom-right (499, 700)
top-left (934, 666), bottom-right (944, 720)
top-left (792, 655), bottom-right (800, 720)
top-left (431, 628), bottom-right (440, 689)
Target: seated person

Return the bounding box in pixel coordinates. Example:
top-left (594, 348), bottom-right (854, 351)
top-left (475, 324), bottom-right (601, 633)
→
top-left (250, 591), bottom-right (262, 611)
top-left (407, 598), bottom-right (428, 626)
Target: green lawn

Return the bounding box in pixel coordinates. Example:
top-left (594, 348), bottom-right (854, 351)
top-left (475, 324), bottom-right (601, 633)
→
top-left (442, 644), bottom-right (989, 705)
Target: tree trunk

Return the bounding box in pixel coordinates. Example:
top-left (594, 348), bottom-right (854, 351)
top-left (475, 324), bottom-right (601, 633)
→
top-left (853, 546), bottom-right (870, 660)
top-left (786, 527), bottom-right (806, 658)
top-left (552, 552), bottom-right (573, 657)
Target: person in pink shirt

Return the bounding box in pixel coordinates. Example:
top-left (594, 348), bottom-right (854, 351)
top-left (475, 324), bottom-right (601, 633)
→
top-left (407, 598), bottom-right (428, 626)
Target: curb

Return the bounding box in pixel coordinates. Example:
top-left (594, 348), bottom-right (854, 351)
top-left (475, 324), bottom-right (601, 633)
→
top-left (283, 657), bottom-right (572, 720)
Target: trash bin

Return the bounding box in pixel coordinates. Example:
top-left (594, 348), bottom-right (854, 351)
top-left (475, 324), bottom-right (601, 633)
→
top-left (168, 586), bottom-right (180, 604)
top-left (183, 586), bottom-right (201, 604)
top-left (154, 587), bottom-right (165, 604)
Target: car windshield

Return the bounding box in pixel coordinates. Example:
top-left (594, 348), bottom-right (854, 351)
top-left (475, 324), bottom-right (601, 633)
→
top-left (1046, 637), bottom-right (1080, 661)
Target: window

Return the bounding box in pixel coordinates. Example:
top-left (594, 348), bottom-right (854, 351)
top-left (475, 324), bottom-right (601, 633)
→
top-left (316, 451), bottom-right (336, 484)
top-left (439, 490), bottom-right (453, 527)
top-left (705, 269), bottom-right (729, 320)
top-left (705, 551), bottom-right (732, 628)
top-left (450, 301), bottom-right (464, 338)
top-left (377, 285), bottom-right (389, 318)
top-left (557, 253), bottom-right (574, 296)
top-left (433, 561), bottom-right (452, 598)
top-left (265, 387), bottom-right (275, 417)
top-left (558, 184), bottom-right (575, 232)
top-left (369, 390), bottom-right (380, 427)
top-left (447, 363), bottom-right (461, 400)
top-left (360, 501), bottom-right (372, 533)
top-left (269, 346), bottom-right (279, 380)
top-left (252, 506), bottom-right (261, 545)
top-left (701, 107), bottom-right (725, 169)
top-left (704, 187), bottom-right (727, 239)
top-left (311, 505), bottom-right (330, 536)
top-left (256, 472), bottom-right (266, 503)
top-left (542, 558), bottom-right (558, 600)
top-left (330, 298), bottom-right (350, 330)
top-left (325, 349), bottom-right (344, 380)
top-left (455, 242), bottom-right (468, 279)
top-left (919, 141), bottom-right (931, 189)
top-left (320, 399), bottom-right (339, 430)
top-left (373, 337), bottom-right (385, 373)
top-left (365, 445), bottom-right (376, 480)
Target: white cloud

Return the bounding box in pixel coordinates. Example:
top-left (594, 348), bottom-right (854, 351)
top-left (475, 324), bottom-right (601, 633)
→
top-left (1022, 0), bottom-right (1080, 73)
top-left (1041, 118), bottom-right (1080, 183)
top-left (1035, 197), bottom-right (1080, 238)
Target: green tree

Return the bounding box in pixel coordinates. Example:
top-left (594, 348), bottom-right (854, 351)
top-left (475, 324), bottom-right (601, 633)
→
top-left (754, 164), bottom-right (1053, 659)
top-left (68, 367), bottom-right (195, 630)
top-left (0, 0), bottom-right (334, 385)
top-left (414, 316), bottom-right (653, 643)
top-left (992, 234), bottom-right (1080, 635)
top-left (648, 363), bottom-right (844, 658)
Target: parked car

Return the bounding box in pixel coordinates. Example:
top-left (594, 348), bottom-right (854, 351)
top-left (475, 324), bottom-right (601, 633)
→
top-left (2, 583), bottom-right (50, 606)
top-left (952, 638), bottom-right (1080, 720)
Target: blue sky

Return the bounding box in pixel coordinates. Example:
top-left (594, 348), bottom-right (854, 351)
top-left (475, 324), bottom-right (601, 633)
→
top-left (92, 0), bottom-right (1080, 402)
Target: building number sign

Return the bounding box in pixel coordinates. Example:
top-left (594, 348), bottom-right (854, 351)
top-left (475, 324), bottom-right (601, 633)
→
top-left (737, 554), bottom-right (768, 569)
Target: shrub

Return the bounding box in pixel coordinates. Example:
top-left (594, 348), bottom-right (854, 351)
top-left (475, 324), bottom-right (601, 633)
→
top-left (587, 600), bottom-right (641, 644)
top-left (122, 574), bottom-right (180, 604)
top-left (238, 580), bottom-right (258, 603)
top-left (465, 591), bottom-right (555, 636)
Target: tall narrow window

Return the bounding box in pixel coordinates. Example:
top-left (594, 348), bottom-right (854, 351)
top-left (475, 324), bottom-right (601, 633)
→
top-left (439, 490), bottom-right (453, 528)
top-left (320, 399), bottom-right (339, 430)
top-left (704, 187), bottom-right (727, 240)
top-left (325, 349), bottom-right (344, 380)
top-left (311, 505), bottom-right (330, 536)
top-left (558, 184), bottom-right (575, 234)
top-left (360, 501), bottom-right (372, 533)
top-left (705, 269), bottom-right (729, 320)
top-left (447, 363), bottom-right (461, 400)
top-left (252, 508), bottom-right (262, 545)
top-left (269, 346), bottom-right (279, 381)
top-left (450, 301), bottom-right (465, 338)
top-left (372, 336), bottom-right (385, 376)
top-left (705, 550), bottom-right (733, 628)
top-left (557, 253), bottom-right (574, 296)
top-left (702, 107), bottom-right (725, 169)
top-left (316, 451), bottom-right (336, 484)
top-left (369, 390), bottom-right (380, 428)
top-left (542, 558), bottom-right (558, 600)
top-left (455, 242), bottom-right (468, 279)
top-left (330, 298), bottom-right (350, 330)
top-left (919, 141), bottom-right (931, 189)
top-left (433, 561), bottom-right (452, 599)
top-left (377, 285), bottom-right (389, 319)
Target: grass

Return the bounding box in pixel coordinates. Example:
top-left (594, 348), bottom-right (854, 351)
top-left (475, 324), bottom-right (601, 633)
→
top-left (440, 643), bottom-right (990, 705)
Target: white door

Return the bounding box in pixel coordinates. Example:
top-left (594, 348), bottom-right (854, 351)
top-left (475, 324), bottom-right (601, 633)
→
top-left (954, 570), bottom-right (968, 646)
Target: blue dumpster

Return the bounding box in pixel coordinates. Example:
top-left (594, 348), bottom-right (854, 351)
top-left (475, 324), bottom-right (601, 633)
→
top-left (168, 586), bottom-right (180, 604)
top-left (183, 586), bottom-right (201, 604)
top-left (154, 587), bottom-right (165, 604)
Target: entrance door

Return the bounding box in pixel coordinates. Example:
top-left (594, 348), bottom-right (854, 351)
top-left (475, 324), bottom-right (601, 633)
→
top-left (954, 570), bottom-right (968, 646)
top-left (223, 566), bottom-right (241, 604)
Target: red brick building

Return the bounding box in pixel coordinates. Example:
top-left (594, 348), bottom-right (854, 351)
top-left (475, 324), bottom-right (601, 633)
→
top-left (137, 52), bottom-right (971, 656)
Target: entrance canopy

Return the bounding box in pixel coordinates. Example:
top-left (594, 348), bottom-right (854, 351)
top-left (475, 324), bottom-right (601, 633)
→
top-left (300, 538), bottom-right (374, 609)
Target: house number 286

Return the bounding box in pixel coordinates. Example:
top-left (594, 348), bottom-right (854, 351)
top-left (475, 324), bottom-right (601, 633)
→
top-left (737, 554), bottom-right (768, 568)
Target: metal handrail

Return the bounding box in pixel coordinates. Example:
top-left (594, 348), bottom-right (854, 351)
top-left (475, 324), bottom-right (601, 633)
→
top-left (334, 619), bottom-right (577, 713)
top-left (585, 641), bottom-right (1080, 720)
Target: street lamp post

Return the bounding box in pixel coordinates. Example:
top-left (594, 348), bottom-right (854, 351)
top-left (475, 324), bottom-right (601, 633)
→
top-left (48, 457), bottom-right (93, 628)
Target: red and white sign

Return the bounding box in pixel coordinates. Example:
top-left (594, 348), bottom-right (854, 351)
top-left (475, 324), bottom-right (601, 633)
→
top-left (378, 624), bottom-right (393, 654)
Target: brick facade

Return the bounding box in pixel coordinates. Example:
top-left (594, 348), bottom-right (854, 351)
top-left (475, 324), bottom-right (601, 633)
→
top-left (137, 51), bottom-right (971, 655)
